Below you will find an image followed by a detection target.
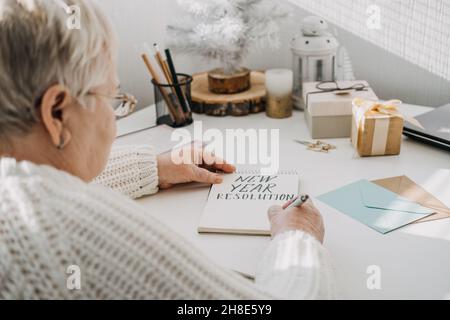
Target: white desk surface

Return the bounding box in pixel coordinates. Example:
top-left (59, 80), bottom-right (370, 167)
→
top-left (117, 104), bottom-right (450, 300)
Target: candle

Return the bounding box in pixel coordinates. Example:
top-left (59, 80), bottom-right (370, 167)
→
top-left (265, 69), bottom-right (294, 119)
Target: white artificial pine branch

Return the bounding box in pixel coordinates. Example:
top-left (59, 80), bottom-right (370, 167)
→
top-left (176, 0), bottom-right (229, 18)
top-left (167, 0), bottom-right (288, 74)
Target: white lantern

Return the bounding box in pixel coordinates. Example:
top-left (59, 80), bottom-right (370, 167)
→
top-left (291, 16), bottom-right (339, 110)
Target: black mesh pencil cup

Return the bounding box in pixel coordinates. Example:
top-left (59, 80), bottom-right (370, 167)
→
top-left (152, 73), bottom-right (193, 128)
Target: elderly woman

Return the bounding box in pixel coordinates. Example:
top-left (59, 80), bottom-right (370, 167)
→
top-left (0, 0), bottom-right (334, 299)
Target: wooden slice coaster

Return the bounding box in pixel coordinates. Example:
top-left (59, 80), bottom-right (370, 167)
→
top-left (191, 71), bottom-right (266, 117)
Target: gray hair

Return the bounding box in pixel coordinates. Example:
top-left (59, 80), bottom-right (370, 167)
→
top-left (0, 0), bottom-right (115, 140)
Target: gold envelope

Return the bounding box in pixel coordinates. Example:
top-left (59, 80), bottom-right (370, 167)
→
top-left (372, 176), bottom-right (450, 224)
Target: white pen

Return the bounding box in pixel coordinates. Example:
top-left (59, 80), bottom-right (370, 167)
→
top-left (286, 194), bottom-right (310, 209)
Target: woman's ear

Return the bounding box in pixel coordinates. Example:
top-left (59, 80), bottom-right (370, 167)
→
top-left (39, 84), bottom-right (73, 149)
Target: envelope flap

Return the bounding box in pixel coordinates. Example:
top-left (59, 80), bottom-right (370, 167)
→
top-left (398, 176), bottom-right (450, 212)
top-left (374, 176), bottom-right (450, 213)
top-left (359, 180), bottom-right (435, 214)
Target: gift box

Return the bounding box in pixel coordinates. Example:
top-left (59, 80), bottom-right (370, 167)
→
top-left (303, 81), bottom-right (378, 139)
top-left (351, 99), bottom-right (405, 157)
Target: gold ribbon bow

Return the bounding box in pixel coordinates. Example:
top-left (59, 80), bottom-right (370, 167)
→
top-left (353, 98), bottom-right (424, 129)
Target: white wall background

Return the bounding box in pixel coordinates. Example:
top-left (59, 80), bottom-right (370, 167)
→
top-left (97, 0), bottom-right (450, 109)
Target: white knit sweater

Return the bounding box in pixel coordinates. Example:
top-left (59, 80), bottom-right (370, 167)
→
top-left (0, 145), bottom-right (335, 300)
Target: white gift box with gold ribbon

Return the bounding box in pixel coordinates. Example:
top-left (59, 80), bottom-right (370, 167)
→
top-left (351, 99), bottom-right (423, 157)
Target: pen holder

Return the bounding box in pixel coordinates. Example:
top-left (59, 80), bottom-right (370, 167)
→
top-left (152, 73), bottom-right (194, 128)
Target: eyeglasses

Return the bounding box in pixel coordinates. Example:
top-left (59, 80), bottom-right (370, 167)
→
top-left (91, 92), bottom-right (138, 118)
top-left (316, 81), bottom-right (369, 93)
top-left (112, 93), bottom-right (138, 118)
top-left (34, 89), bottom-right (138, 119)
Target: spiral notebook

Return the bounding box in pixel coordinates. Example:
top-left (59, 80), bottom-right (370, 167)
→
top-left (198, 171), bottom-right (300, 236)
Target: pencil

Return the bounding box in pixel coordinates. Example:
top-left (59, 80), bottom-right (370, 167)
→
top-left (141, 53), bottom-right (179, 123)
top-left (153, 44), bottom-right (186, 119)
top-left (160, 48), bottom-right (193, 113)
top-left (154, 44), bottom-right (173, 86)
top-left (165, 48), bottom-right (190, 114)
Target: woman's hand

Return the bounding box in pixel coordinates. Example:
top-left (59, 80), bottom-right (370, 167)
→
top-left (157, 145), bottom-right (236, 189)
top-left (268, 198), bottom-right (325, 243)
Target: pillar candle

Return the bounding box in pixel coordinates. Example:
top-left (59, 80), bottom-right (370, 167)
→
top-left (265, 69), bottom-right (294, 119)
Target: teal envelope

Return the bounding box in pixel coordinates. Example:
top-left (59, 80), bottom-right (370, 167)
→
top-left (317, 180), bottom-right (435, 234)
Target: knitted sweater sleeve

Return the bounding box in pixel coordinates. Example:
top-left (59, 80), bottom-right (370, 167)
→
top-left (255, 231), bottom-right (336, 299)
top-left (93, 145), bottom-right (159, 199)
